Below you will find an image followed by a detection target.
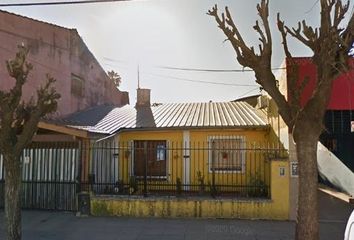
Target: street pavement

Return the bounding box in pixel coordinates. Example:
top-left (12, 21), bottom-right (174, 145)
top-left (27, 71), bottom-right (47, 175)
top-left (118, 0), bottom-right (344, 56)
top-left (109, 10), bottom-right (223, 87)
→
top-left (0, 190), bottom-right (352, 240)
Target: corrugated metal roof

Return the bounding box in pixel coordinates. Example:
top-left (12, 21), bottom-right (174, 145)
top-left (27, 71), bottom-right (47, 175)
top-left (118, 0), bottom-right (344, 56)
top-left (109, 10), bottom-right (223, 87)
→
top-left (62, 102), bottom-right (268, 134)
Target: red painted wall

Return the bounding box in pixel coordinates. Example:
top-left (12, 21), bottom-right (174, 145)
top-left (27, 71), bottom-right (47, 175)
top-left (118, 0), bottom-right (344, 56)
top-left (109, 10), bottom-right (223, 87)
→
top-left (287, 57), bottom-right (354, 110)
top-left (0, 10), bottom-right (129, 117)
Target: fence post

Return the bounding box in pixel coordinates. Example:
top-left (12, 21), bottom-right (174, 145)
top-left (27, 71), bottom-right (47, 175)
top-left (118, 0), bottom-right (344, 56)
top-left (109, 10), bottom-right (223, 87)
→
top-left (270, 159), bottom-right (290, 219)
top-left (143, 141), bottom-right (148, 197)
top-left (76, 141), bottom-right (82, 194)
top-left (211, 141), bottom-right (216, 192)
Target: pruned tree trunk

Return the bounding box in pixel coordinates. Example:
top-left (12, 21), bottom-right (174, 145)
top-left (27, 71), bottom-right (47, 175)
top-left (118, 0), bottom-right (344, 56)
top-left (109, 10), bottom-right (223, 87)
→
top-left (295, 136), bottom-right (319, 240)
top-left (0, 46), bottom-right (60, 240)
top-left (208, 1), bottom-right (353, 239)
top-left (4, 155), bottom-right (22, 240)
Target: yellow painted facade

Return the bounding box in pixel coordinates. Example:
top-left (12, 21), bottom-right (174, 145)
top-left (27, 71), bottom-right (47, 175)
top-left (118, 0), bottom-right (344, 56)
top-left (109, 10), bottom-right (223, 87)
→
top-left (116, 128), bottom-right (274, 194)
top-left (91, 160), bottom-right (290, 220)
top-left (88, 127), bottom-right (290, 220)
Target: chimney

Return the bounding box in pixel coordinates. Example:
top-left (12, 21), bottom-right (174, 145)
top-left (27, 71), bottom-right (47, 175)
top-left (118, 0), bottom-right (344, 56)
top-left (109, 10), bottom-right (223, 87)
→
top-left (136, 88), bottom-right (151, 107)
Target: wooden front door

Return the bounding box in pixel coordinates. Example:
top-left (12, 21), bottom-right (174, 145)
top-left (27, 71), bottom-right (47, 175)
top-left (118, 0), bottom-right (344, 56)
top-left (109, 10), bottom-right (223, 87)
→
top-left (134, 140), bottom-right (167, 177)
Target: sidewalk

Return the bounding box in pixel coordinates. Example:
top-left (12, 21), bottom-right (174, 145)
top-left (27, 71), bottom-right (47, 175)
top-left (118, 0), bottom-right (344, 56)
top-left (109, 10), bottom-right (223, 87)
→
top-left (0, 190), bottom-right (352, 240)
top-left (0, 211), bottom-right (295, 240)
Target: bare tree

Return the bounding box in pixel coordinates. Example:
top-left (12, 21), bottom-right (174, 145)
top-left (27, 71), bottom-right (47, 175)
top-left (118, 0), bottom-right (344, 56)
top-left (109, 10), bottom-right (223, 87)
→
top-left (107, 70), bottom-right (121, 88)
top-left (208, 0), bottom-right (353, 239)
top-left (0, 46), bottom-right (60, 240)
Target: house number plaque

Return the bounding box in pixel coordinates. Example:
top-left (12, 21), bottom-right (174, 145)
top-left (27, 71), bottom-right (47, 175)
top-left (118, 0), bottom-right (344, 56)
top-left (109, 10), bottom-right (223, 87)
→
top-left (290, 162), bottom-right (298, 177)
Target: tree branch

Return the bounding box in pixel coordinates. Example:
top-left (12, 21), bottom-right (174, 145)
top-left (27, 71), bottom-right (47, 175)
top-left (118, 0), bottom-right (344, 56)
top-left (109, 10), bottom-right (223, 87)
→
top-left (208, 0), bottom-right (294, 129)
top-left (5, 46), bottom-right (33, 112)
top-left (0, 46), bottom-right (61, 157)
top-left (285, 22), bottom-right (315, 50)
top-left (277, 13), bottom-right (292, 59)
top-left (15, 75), bottom-right (60, 152)
top-left (341, 7), bottom-right (354, 54)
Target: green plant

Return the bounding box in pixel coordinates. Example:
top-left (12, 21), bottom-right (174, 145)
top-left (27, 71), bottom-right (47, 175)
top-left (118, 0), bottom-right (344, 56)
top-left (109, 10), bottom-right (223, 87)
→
top-left (247, 173), bottom-right (268, 198)
top-left (114, 179), bottom-right (125, 194)
top-left (196, 171), bottom-right (205, 194)
top-left (208, 181), bottom-right (218, 198)
top-left (129, 176), bottom-right (138, 194)
top-left (176, 177), bottom-right (182, 195)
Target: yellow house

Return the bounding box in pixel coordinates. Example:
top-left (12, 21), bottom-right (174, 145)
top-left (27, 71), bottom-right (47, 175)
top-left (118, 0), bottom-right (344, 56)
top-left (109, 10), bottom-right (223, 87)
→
top-left (65, 89), bottom-right (277, 196)
top-left (44, 89), bottom-right (290, 219)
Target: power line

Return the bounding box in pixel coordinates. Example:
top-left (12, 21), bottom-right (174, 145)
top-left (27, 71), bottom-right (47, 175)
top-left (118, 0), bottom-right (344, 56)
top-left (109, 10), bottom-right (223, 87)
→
top-left (0, 0), bottom-right (134, 7)
top-left (304, 0), bottom-right (319, 14)
top-left (100, 57), bottom-right (286, 73)
top-left (103, 57), bottom-right (129, 64)
top-left (0, 44), bottom-right (257, 89)
top-left (100, 61), bottom-right (261, 87)
top-left (237, 87), bottom-right (260, 98)
top-left (143, 72), bottom-right (258, 87)
top-left (155, 65), bottom-right (286, 73)
top-left (102, 62), bottom-right (129, 70)
top-left (0, 43), bottom-right (258, 89)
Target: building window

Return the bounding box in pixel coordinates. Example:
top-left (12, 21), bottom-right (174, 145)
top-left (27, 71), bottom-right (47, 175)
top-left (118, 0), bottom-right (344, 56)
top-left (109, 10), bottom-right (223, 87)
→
top-left (209, 136), bottom-right (245, 172)
top-left (156, 144), bottom-right (166, 161)
top-left (71, 74), bottom-right (85, 97)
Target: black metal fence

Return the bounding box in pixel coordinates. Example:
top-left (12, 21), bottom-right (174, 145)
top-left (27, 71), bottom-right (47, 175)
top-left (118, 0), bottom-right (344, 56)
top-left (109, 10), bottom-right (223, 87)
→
top-left (0, 140), bottom-right (288, 212)
top-left (81, 140), bottom-right (288, 199)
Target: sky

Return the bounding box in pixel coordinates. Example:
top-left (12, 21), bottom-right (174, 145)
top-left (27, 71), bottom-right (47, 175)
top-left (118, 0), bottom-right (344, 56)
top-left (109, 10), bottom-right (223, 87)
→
top-left (0, 0), bottom-right (352, 104)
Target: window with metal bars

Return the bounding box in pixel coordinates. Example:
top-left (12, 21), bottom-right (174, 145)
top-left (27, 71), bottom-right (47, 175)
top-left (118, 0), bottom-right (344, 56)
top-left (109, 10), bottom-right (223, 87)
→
top-left (209, 136), bottom-right (245, 172)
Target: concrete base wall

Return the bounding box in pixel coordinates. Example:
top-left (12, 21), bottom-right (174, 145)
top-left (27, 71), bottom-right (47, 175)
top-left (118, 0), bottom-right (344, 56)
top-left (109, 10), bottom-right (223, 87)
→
top-left (90, 160), bottom-right (290, 220)
top-left (91, 197), bottom-right (288, 220)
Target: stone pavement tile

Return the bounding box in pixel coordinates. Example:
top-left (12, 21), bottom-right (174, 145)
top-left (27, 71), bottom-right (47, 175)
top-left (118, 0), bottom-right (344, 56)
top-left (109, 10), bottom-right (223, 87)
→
top-left (1, 209), bottom-right (351, 240)
top-left (161, 234), bottom-right (186, 240)
top-left (184, 220), bottom-right (207, 233)
top-left (22, 231), bottom-right (59, 240)
top-left (318, 190), bottom-right (353, 222)
top-left (252, 220), bottom-right (295, 239)
top-left (255, 236), bottom-right (293, 240)
top-left (141, 226), bottom-right (165, 235)
top-left (68, 229), bottom-right (139, 240)
top-left (319, 222), bottom-right (346, 240)
top-left (163, 226), bottom-right (186, 235)
top-left (23, 230), bottom-right (72, 240)
top-left (205, 221), bottom-right (257, 238)
top-left (185, 233), bottom-right (206, 240)
top-left (254, 233), bottom-right (293, 240)
top-left (136, 234), bottom-right (165, 240)
top-left (114, 234), bottom-right (140, 240)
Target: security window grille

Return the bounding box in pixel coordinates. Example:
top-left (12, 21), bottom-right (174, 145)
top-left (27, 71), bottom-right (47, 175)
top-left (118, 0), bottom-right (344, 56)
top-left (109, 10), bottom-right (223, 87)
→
top-left (210, 137), bottom-right (245, 172)
top-left (71, 74), bottom-right (85, 97)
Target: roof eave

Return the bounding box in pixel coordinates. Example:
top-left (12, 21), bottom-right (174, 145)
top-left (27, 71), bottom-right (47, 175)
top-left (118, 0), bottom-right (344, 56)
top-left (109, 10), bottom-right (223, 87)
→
top-left (113, 125), bottom-right (270, 134)
top-left (38, 121), bottom-right (90, 139)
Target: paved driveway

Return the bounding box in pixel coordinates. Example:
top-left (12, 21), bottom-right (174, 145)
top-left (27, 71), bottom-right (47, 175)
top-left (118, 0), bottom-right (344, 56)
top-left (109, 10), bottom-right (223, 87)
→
top-left (0, 191), bottom-right (352, 240)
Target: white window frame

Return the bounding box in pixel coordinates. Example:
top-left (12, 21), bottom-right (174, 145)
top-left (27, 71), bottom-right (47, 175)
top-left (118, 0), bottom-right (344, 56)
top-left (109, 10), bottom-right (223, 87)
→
top-left (208, 136), bottom-right (246, 174)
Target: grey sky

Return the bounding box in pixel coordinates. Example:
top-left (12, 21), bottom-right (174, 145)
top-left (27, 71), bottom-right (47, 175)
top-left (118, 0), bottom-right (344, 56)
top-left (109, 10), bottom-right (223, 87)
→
top-left (1, 0), bottom-right (351, 104)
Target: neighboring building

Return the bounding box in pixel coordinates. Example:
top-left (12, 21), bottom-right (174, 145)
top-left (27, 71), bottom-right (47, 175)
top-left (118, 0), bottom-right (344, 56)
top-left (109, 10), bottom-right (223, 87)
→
top-left (297, 59), bottom-right (354, 173)
top-left (0, 10), bottom-right (129, 211)
top-left (233, 94), bottom-right (261, 108)
top-left (0, 10), bottom-right (129, 117)
top-left (266, 57), bottom-right (354, 219)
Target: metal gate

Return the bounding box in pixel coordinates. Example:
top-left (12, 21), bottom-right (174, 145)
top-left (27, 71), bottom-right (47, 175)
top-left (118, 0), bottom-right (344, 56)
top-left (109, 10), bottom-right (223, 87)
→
top-left (0, 143), bottom-right (79, 211)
